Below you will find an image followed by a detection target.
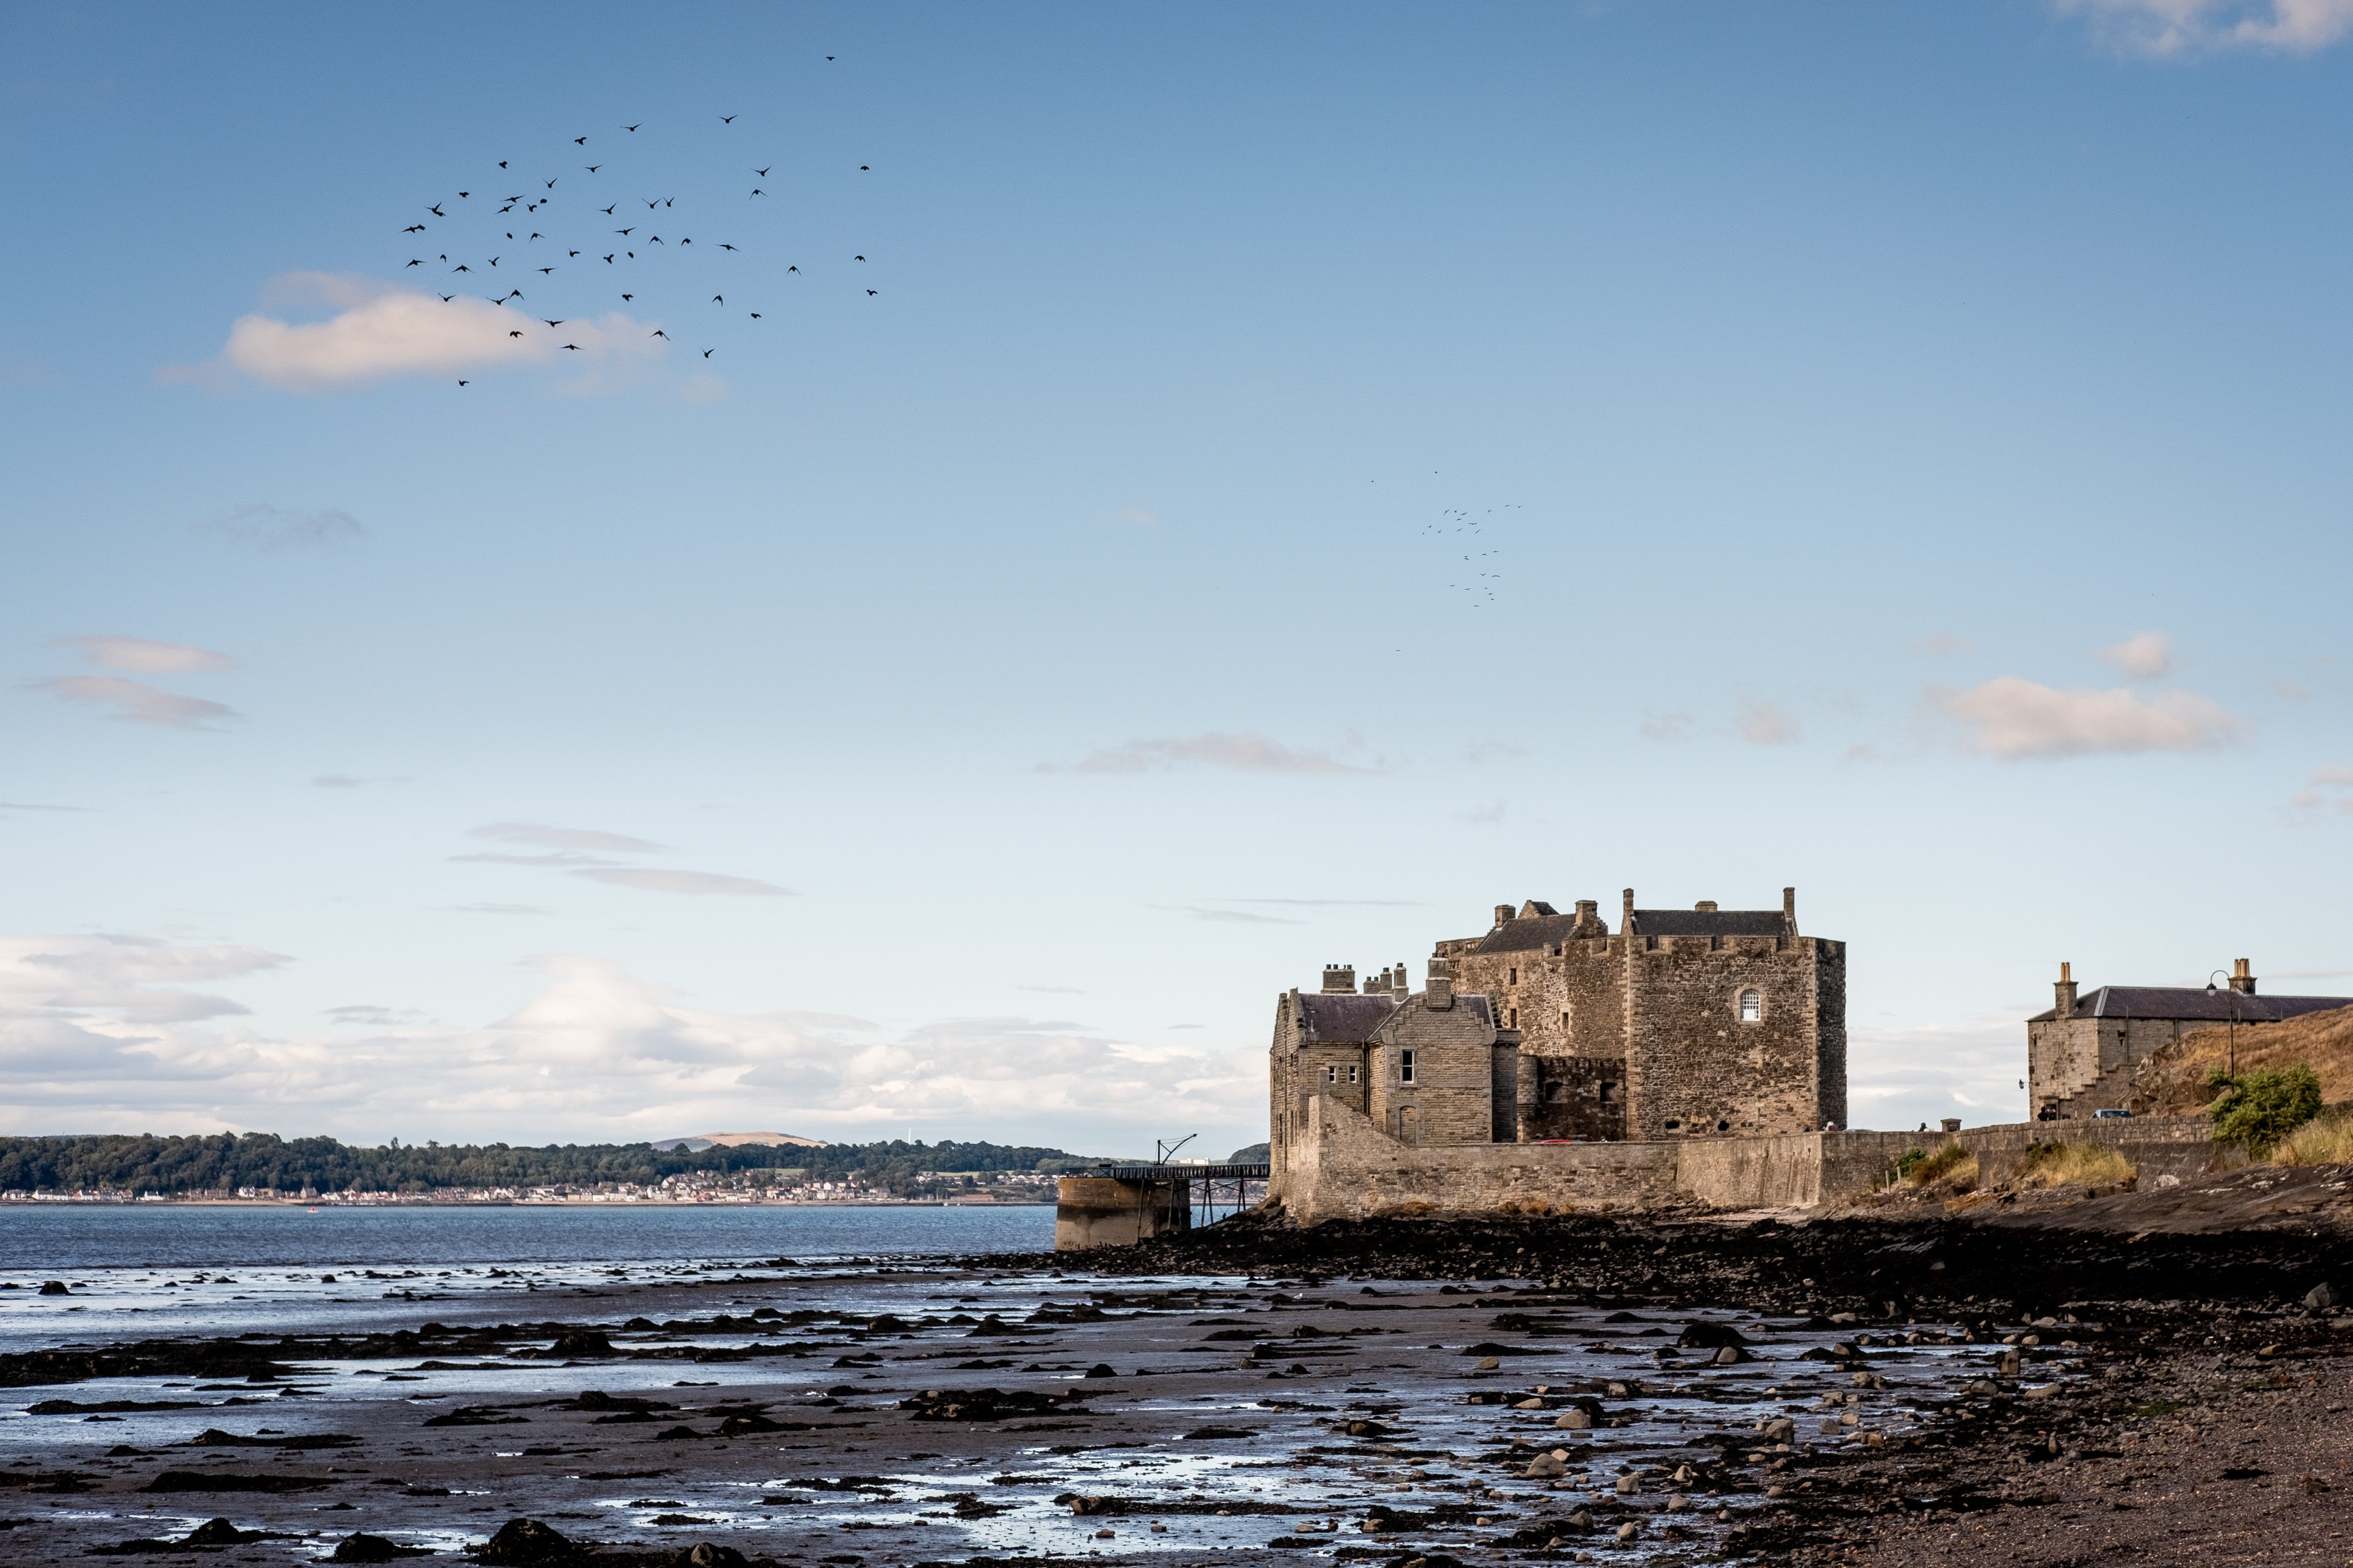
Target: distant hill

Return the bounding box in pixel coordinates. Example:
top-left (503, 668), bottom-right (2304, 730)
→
top-left (2123, 1004), bottom-right (2353, 1116)
top-left (1228, 1142), bottom-right (1270, 1163)
top-left (0, 1133), bottom-right (1099, 1196)
top-left (650, 1131), bottom-right (827, 1152)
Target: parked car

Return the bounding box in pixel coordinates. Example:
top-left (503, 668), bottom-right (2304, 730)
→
top-left (2091, 1107), bottom-right (2133, 1119)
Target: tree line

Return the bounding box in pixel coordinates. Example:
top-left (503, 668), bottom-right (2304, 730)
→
top-left (0, 1133), bottom-right (1101, 1196)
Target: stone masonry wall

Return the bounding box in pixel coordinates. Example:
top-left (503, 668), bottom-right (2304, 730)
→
top-left (1367, 993), bottom-right (1504, 1146)
top-left (1453, 934), bottom-right (1627, 1064)
top-left (1516, 1054), bottom-right (1627, 1142)
top-left (1624, 936), bottom-right (1830, 1139)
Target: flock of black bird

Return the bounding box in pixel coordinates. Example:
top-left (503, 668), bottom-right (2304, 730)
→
top-left (398, 89), bottom-right (876, 386)
top-left (1423, 501), bottom-right (1519, 607)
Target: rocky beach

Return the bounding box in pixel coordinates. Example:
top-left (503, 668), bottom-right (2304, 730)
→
top-left (0, 1165), bottom-right (2345, 1565)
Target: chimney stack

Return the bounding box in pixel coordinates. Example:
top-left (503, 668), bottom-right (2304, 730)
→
top-left (1321, 964), bottom-right (1355, 995)
top-left (1694, 900), bottom-right (1719, 913)
top-left (1622, 887), bottom-right (1636, 929)
top-left (1426, 956), bottom-right (1454, 1010)
top-left (1783, 886), bottom-right (1797, 931)
top-left (2230, 957), bottom-right (2257, 995)
top-left (2054, 961), bottom-right (2077, 1020)
top-left (1493, 903), bottom-right (1514, 929)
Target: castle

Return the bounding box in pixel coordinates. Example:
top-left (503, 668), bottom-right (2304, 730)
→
top-left (1269, 888), bottom-right (1846, 1191)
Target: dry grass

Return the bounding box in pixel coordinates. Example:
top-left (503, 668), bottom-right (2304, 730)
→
top-left (2272, 1112), bottom-right (2353, 1168)
top-left (2016, 1142), bottom-right (2135, 1189)
top-left (1901, 1144), bottom-right (1978, 1189)
top-left (2125, 1004), bottom-right (2353, 1116)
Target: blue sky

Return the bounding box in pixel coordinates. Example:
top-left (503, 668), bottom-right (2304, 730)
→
top-left (5, 0), bottom-right (2352, 1155)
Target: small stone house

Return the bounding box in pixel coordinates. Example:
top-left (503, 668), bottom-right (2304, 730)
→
top-left (2027, 958), bottom-right (2353, 1119)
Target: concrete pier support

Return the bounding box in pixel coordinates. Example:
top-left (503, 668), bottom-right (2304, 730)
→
top-left (1053, 1176), bottom-right (1191, 1251)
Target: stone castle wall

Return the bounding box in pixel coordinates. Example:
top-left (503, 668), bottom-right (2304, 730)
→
top-left (1274, 1096), bottom-right (2222, 1225)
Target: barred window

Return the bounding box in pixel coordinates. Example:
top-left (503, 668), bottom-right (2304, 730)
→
top-left (1739, 989), bottom-right (1762, 1023)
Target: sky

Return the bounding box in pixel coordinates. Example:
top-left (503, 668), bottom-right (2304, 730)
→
top-left (5, 0), bottom-right (2353, 1158)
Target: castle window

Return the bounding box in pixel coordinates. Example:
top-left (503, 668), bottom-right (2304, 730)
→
top-left (1348, 1064), bottom-right (1359, 1084)
top-left (1323, 1065), bottom-right (1336, 1084)
top-left (1663, 1119), bottom-right (1681, 1131)
top-left (1738, 989), bottom-right (1762, 1023)
top-left (1544, 1081), bottom-right (1567, 1103)
top-left (1509, 967), bottom-right (1518, 985)
top-left (1507, 1006), bottom-right (1518, 1028)
top-left (1559, 1009), bottom-right (1570, 1029)
top-left (1399, 1049), bottom-right (1415, 1085)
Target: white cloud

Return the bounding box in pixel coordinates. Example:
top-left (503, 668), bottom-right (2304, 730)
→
top-left (203, 504), bottom-right (364, 550)
top-left (2093, 630), bottom-right (2173, 680)
top-left (470, 822), bottom-right (666, 854)
top-left (1, 938), bottom-right (1257, 1148)
top-left (1153, 905), bottom-right (1300, 925)
top-left (571, 868), bottom-right (794, 897)
top-left (1929, 676), bottom-right (2244, 758)
top-left (169, 274), bottom-right (667, 391)
top-left (1639, 712), bottom-right (1692, 742)
top-left (58, 636), bottom-right (237, 674)
top-left (30, 676), bottom-right (237, 728)
top-left (1045, 732), bottom-right (1372, 776)
top-left (1737, 700), bottom-right (1801, 745)
top-left (2315, 764), bottom-right (2353, 785)
top-left (2058, 0), bottom-right (2353, 52)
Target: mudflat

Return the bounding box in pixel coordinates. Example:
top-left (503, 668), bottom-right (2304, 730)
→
top-left (2, 1165), bottom-right (2348, 1565)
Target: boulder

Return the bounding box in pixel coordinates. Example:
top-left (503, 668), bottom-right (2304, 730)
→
top-left (2306, 1283), bottom-right (2342, 1311)
top-left (1523, 1450), bottom-right (1570, 1479)
top-left (477, 1519), bottom-right (578, 1565)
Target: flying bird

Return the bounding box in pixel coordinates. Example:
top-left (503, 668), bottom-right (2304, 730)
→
top-left (405, 258), bottom-right (422, 266)
top-left (787, 265), bottom-right (798, 273)
top-left (622, 293), bottom-right (633, 301)
top-left (439, 294), bottom-right (454, 302)
top-left (585, 164), bottom-right (600, 172)
top-left (601, 204), bottom-right (616, 215)
top-left (720, 115), bottom-right (736, 123)
top-left (719, 243), bottom-right (736, 251)
top-left (859, 165), bottom-right (869, 170)
top-left (563, 344), bottom-right (581, 350)
top-left (508, 330), bottom-right (523, 338)
top-left (542, 319), bottom-right (564, 327)
top-left (403, 223), bottom-right (426, 233)
top-left (457, 380), bottom-right (468, 386)
top-left (545, 178), bottom-right (557, 189)
top-left (428, 203), bottom-right (444, 216)
top-left (650, 329), bottom-right (667, 338)
top-left (748, 312), bottom-right (760, 319)
top-left (749, 188), bottom-right (764, 197)
top-left (645, 199), bottom-right (659, 209)
top-left (755, 167), bottom-right (770, 177)
top-left (498, 160), bottom-right (508, 167)
top-left (458, 191), bottom-right (469, 198)
top-left (712, 294), bottom-right (723, 303)
top-left (574, 136), bottom-right (587, 145)
top-left (855, 255), bottom-right (865, 261)
top-left (622, 123), bottom-right (641, 132)
top-left (488, 256), bottom-right (500, 265)
top-left (568, 250), bottom-right (580, 257)
top-left (866, 289), bottom-right (877, 295)
top-left (454, 264), bottom-right (471, 272)
top-left (703, 349), bottom-right (713, 357)
top-left (616, 228), bottom-right (633, 235)
top-left (538, 266), bottom-right (557, 274)
top-left (602, 254), bottom-right (614, 262)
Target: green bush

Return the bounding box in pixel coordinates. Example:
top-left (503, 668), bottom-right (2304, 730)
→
top-left (1894, 1147), bottom-right (1927, 1180)
top-left (2207, 1062), bottom-right (2322, 1154)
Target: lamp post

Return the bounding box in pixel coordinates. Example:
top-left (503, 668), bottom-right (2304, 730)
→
top-left (2205, 970), bottom-right (2242, 1081)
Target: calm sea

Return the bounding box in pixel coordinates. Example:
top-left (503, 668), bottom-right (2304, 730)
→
top-left (0, 1202), bottom-right (1053, 1272)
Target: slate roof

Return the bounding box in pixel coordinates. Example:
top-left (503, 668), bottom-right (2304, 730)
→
top-left (1293, 993), bottom-right (1400, 1042)
top-left (2025, 986), bottom-right (2353, 1025)
top-left (1628, 908), bottom-right (1790, 938)
top-left (1469, 913), bottom-right (1586, 955)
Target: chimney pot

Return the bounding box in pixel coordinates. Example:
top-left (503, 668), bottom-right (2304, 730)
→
top-left (2230, 957), bottom-right (2257, 995)
top-left (1321, 964), bottom-right (1355, 995)
top-left (1426, 956), bottom-right (1455, 1011)
top-left (2054, 962), bottom-right (2078, 1020)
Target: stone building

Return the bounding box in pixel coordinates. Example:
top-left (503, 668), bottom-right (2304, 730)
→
top-left (2027, 958), bottom-right (2353, 1119)
top-left (1269, 888), bottom-right (1846, 1190)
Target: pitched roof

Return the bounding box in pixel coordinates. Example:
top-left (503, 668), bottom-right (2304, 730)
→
top-left (1468, 913), bottom-right (1584, 955)
top-left (2025, 985), bottom-right (2353, 1025)
top-left (1628, 908), bottom-right (1789, 938)
top-left (1292, 993), bottom-right (1399, 1042)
